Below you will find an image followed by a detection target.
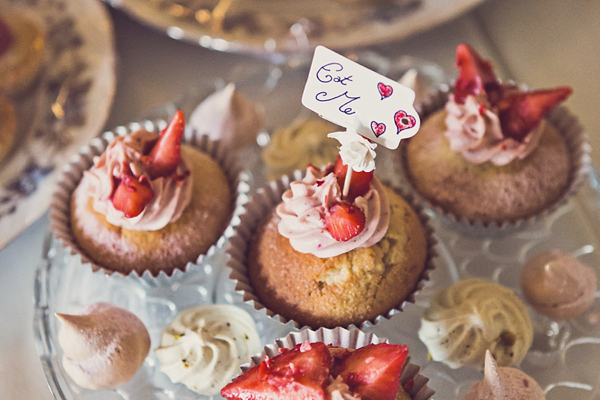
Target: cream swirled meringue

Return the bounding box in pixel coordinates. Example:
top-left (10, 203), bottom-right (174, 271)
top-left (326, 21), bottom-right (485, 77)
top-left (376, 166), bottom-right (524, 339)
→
top-left (189, 83), bottom-right (262, 149)
top-left (521, 249), bottom-right (597, 320)
top-left (83, 129), bottom-right (192, 231)
top-left (56, 303), bottom-right (150, 390)
top-left (155, 304), bottom-right (261, 395)
top-left (418, 279), bottom-right (533, 369)
top-left (276, 165), bottom-right (390, 258)
top-left (463, 350), bottom-right (545, 400)
top-left (445, 93), bottom-right (544, 166)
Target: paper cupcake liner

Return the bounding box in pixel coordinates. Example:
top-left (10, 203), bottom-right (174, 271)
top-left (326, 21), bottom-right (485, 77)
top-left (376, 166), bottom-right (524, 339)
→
top-left (397, 86), bottom-right (592, 232)
top-left (49, 119), bottom-right (250, 286)
top-left (241, 327), bottom-right (435, 400)
top-left (226, 169), bottom-right (437, 330)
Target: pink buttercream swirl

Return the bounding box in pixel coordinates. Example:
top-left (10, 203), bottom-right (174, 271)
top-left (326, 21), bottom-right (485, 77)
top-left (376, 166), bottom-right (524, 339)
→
top-left (83, 130), bottom-right (192, 231)
top-left (445, 94), bottom-right (544, 166)
top-left (276, 166), bottom-right (390, 258)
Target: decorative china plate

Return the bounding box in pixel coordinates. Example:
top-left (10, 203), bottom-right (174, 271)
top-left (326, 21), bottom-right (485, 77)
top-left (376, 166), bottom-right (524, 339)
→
top-left (0, 0), bottom-right (116, 250)
top-left (103, 0), bottom-right (484, 56)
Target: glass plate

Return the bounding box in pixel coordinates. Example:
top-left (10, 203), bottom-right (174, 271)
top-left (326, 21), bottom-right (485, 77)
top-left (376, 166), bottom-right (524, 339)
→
top-left (34, 54), bottom-right (600, 400)
top-left (0, 0), bottom-right (116, 250)
top-left (104, 0), bottom-right (484, 56)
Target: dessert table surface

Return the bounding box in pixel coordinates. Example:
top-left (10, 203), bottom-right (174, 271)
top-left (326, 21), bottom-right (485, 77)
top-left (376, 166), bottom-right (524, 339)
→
top-left (1, 0), bottom-right (599, 398)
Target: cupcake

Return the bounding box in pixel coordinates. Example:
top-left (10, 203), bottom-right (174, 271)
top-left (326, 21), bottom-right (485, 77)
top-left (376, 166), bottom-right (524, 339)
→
top-left (401, 44), bottom-right (590, 226)
top-left (228, 136), bottom-right (435, 328)
top-left (0, 93), bottom-right (16, 163)
top-left (222, 327), bottom-right (435, 400)
top-left (0, 13), bottom-right (45, 96)
top-left (51, 110), bottom-right (244, 278)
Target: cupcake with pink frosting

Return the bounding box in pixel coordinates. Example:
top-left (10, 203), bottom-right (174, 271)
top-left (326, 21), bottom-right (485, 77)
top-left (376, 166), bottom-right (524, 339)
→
top-left (51, 110), bottom-right (245, 279)
top-left (227, 130), bottom-right (435, 329)
top-left (400, 44), bottom-right (590, 227)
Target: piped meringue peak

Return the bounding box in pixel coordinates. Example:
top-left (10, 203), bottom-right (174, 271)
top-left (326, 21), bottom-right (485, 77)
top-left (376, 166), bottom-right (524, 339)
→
top-left (55, 302), bottom-right (150, 390)
top-left (189, 82), bottom-right (262, 149)
top-left (446, 43), bottom-right (572, 166)
top-left (462, 350), bottom-right (545, 400)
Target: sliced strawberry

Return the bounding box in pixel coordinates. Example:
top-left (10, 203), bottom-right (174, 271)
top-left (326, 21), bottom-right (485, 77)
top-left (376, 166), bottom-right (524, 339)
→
top-left (325, 202), bottom-right (366, 242)
top-left (332, 344), bottom-right (408, 400)
top-left (221, 341), bottom-right (331, 400)
top-left (454, 43), bottom-right (501, 104)
top-left (111, 164), bottom-right (154, 218)
top-left (496, 86), bottom-right (572, 141)
top-left (0, 18), bottom-right (11, 58)
top-left (333, 155), bottom-right (374, 202)
top-left (143, 110), bottom-right (184, 180)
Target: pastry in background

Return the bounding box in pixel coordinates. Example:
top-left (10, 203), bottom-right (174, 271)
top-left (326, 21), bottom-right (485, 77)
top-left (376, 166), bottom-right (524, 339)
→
top-left (0, 94), bottom-right (16, 163)
top-left (70, 110), bottom-right (233, 276)
top-left (403, 43), bottom-right (585, 225)
top-left (0, 13), bottom-right (45, 96)
top-left (418, 279), bottom-right (533, 369)
top-left (262, 117), bottom-right (339, 180)
top-left (397, 68), bottom-right (431, 109)
top-left (521, 249), bottom-right (597, 320)
top-left (55, 302), bottom-right (150, 390)
top-left (463, 350), bottom-right (545, 400)
top-left (155, 304), bottom-right (261, 396)
top-left (189, 83), bottom-right (262, 150)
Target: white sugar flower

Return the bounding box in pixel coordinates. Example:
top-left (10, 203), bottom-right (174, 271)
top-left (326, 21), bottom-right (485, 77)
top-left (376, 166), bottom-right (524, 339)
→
top-left (328, 129), bottom-right (377, 172)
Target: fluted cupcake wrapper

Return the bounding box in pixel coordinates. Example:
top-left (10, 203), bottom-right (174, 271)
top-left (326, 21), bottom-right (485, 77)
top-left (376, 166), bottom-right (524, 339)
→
top-left (226, 169), bottom-right (437, 330)
top-left (397, 85), bottom-right (592, 232)
top-left (241, 327), bottom-right (435, 400)
top-left (49, 119), bottom-right (250, 286)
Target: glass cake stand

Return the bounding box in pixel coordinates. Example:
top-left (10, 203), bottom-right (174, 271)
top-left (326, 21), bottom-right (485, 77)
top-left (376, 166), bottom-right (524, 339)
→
top-left (33, 54), bottom-right (600, 400)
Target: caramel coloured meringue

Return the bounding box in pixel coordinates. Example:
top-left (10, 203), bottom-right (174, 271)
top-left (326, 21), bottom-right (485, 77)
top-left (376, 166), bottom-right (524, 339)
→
top-left (418, 279), bottom-right (533, 369)
top-left (56, 302), bottom-right (150, 390)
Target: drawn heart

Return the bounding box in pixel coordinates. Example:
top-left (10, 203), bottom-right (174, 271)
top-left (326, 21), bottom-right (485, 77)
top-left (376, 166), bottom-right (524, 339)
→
top-left (394, 110), bottom-right (416, 133)
top-left (371, 121), bottom-right (386, 137)
top-left (377, 82), bottom-right (393, 100)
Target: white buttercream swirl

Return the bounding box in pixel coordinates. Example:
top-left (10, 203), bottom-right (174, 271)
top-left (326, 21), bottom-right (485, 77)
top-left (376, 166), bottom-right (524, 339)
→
top-left (445, 94), bottom-right (544, 166)
top-left (83, 129), bottom-right (192, 231)
top-left (155, 305), bottom-right (261, 396)
top-left (276, 165), bottom-right (390, 258)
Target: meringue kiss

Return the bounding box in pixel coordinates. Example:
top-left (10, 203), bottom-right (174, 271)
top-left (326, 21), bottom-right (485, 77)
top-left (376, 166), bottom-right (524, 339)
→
top-left (56, 302), bottom-right (151, 390)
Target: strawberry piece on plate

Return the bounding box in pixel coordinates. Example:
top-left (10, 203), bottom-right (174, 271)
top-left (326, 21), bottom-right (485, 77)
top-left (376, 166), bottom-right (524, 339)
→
top-left (325, 202), bottom-right (366, 242)
top-left (454, 43), bottom-right (501, 104)
top-left (332, 343), bottom-right (408, 400)
top-left (221, 341), bottom-right (331, 400)
top-left (496, 86), bottom-right (572, 141)
top-left (143, 110), bottom-right (184, 179)
top-left (111, 164), bottom-right (154, 218)
top-left (333, 155), bottom-right (374, 202)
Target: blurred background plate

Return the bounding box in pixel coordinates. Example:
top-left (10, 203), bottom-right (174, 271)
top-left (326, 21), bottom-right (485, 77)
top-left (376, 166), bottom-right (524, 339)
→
top-left (103, 0), bottom-right (485, 57)
top-left (0, 0), bottom-right (116, 250)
